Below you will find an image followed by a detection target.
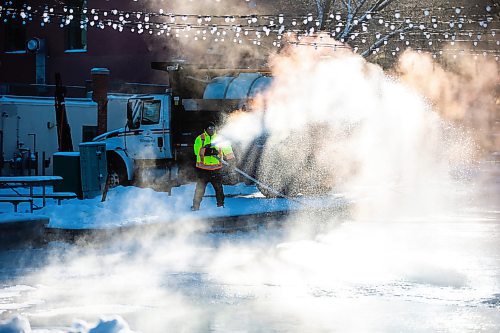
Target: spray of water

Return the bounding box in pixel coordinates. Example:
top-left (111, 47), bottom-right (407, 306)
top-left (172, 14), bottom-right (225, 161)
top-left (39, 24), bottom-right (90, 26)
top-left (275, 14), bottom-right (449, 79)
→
top-left (223, 38), bottom-right (481, 219)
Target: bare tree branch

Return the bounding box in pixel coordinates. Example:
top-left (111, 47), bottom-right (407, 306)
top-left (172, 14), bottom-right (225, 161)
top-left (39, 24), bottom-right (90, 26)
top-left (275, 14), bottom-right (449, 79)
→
top-left (316, 0), bottom-right (324, 25)
top-left (319, 0), bottom-right (335, 30)
top-left (340, 0), bottom-right (354, 38)
top-left (340, 0), bottom-right (395, 38)
top-left (339, 0), bottom-right (399, 39)
top-left (351, 0), bottom-right (370, 19)
top-left (360, 24), bottom-right (415, 57)
top-left (372, 0), bottom-right (395, 12)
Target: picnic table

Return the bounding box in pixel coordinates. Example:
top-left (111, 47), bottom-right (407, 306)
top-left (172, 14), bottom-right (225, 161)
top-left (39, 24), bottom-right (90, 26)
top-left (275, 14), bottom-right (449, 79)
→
top-left (0, 176), bottom-right (69, 212)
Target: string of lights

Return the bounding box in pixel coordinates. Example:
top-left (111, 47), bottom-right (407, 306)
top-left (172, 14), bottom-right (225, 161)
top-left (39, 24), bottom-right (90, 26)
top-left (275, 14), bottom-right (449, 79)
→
top-left (0, 1), bottom-right (498, 60)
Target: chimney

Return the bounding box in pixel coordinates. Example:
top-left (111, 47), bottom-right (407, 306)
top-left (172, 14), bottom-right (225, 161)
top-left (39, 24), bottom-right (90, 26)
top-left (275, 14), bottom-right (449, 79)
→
top-left (91, 68), bottom-right (110, 136)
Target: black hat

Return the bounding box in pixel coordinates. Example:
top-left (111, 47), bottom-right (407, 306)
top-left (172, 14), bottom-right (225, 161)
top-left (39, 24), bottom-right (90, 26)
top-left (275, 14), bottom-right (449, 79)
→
top-left (206, 121), bottom-right (216, 129)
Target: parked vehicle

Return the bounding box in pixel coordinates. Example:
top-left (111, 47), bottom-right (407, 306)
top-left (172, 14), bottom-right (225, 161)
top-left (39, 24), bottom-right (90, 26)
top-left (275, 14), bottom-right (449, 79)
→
top-left (92, 68), bottom-right (272, 191)
top-left (1, 64), bottom-right (332, 197)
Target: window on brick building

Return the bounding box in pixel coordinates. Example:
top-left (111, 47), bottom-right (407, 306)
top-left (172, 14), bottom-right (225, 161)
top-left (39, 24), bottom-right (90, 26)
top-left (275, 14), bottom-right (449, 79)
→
top-left (82, 125), bottom-right (97, 142)
top-left (4, 1), bottom-right (26, 52)
top-left (65, 0), bottom-right (87, 51)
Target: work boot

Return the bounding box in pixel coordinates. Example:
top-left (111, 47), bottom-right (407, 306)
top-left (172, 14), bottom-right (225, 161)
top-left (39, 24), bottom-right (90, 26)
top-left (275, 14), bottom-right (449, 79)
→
top-left (217, 203), bottom-right (224, 208)
top-left (191, 205), bottom-right (199, 211)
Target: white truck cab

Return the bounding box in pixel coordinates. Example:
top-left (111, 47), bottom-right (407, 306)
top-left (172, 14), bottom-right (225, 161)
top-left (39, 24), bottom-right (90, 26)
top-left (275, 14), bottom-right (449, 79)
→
top-left (93, 93), bottom-right (173, 186)
top-left (92, 72), bottom-right (273, 189)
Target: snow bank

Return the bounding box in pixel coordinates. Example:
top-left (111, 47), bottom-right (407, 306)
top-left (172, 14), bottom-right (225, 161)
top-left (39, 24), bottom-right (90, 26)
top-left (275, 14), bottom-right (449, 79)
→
top-left (40, 183), bottom-right (285, 229)
top-left (0, 315), bottom-right (135, 333)
top-left (0, 315), bottom-right (31, 333)
top-left (0, 182), bottom-right (347, 230)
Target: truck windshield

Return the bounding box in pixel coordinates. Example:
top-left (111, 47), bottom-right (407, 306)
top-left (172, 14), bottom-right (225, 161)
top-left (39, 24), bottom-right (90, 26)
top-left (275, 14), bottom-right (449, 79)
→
top-left (142, 100), bottom-right (161, 125)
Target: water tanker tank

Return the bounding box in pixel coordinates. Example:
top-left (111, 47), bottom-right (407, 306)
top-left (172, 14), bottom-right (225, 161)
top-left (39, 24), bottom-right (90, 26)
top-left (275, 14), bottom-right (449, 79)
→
top-left (203, 73), bottom-right (272, 100)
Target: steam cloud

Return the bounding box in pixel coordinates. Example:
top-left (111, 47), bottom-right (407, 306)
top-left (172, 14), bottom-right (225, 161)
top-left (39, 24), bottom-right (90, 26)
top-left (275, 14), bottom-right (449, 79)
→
top-left (222, 37), bottom-right (480, 219)
top-left (396, 48), bottom-right (499, 154)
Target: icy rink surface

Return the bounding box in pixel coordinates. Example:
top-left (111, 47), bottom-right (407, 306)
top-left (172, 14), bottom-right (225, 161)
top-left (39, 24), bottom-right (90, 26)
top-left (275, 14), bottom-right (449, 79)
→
top-left (0, 162), bottom-right (498, 332)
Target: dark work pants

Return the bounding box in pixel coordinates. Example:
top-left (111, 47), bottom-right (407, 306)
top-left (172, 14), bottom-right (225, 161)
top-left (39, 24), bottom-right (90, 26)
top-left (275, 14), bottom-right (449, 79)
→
top-left (193, 168), bottom-right (224, 209)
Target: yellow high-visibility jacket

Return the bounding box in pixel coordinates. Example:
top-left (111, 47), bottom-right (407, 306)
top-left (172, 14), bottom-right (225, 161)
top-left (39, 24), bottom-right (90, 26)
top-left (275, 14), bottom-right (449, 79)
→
top-left (194, 131), bottom-right (235, 170)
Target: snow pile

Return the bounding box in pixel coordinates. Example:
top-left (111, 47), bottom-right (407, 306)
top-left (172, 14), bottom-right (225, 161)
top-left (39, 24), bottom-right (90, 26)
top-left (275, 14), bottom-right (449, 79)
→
top-left (37, 183), bottom-right (300, 230)
top-left (78, 316), bottom-right (135, 333)
top-left (0, 315), bottom-right (31, 333)
top-left (0, 181), bottom-right (347, 230)
top-left (0, 315), bottom-right (135, 333)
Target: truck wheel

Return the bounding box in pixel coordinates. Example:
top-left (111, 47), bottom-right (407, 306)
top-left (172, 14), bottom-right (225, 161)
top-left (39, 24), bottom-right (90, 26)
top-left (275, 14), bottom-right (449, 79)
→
top-left (107, 165), bottom-right (128, 188)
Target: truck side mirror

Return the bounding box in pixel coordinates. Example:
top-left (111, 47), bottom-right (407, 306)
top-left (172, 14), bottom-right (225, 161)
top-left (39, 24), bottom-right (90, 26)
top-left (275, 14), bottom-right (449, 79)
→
top-left (127, 100), bottom-right (138, 129)
top-left (127, 101), bottom-right (133, 128)
top-left (127, 100), bottom-right (142, 129)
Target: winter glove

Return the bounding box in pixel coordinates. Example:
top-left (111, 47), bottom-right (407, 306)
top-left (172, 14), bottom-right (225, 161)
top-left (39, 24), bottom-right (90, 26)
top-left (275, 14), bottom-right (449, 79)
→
top-left (203, 145), bottom-right (218, 156)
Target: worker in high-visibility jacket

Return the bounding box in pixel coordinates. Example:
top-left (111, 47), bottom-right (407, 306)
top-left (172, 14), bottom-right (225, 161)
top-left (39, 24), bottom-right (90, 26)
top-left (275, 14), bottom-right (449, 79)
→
top-left (191, 121), bottom-right (235, 211)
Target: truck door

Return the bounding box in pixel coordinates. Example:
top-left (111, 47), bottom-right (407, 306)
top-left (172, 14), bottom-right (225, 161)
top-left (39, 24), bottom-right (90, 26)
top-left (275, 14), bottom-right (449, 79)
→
top-left (126, 97), bottom-right (171, 160)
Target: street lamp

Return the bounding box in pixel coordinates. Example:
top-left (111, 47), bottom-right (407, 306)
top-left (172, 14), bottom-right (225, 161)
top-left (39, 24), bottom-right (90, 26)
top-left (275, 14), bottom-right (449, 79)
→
top-left (26, 37), bottom-right (46, 85)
